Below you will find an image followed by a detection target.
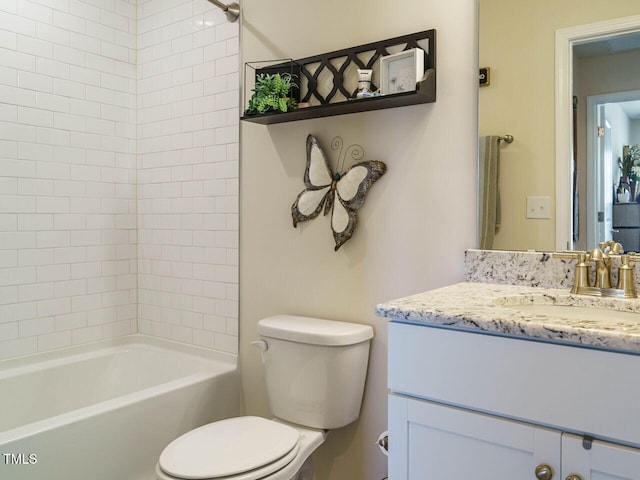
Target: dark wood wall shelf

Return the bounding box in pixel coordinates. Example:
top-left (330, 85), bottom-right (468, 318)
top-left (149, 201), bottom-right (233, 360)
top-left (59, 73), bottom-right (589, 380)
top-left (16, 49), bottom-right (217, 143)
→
top-left (241, 30), bottom-right (436, 125)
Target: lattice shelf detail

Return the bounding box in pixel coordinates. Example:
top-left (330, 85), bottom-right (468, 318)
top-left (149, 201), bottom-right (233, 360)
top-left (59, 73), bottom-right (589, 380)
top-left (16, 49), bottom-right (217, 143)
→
top-left (241, 29), bottom-right (436, 125)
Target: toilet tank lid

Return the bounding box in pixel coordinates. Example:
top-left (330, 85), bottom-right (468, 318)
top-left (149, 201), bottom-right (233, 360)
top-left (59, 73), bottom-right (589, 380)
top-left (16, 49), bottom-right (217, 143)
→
top-left (258, 315), bottom-right (374, 346)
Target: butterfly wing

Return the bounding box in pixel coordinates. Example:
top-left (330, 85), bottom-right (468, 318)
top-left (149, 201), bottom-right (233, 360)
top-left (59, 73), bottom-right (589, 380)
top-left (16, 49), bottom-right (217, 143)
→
top-left (331, 160), bottom-right (387, 250)
top-left (291, 135), bottom-right (334, 227)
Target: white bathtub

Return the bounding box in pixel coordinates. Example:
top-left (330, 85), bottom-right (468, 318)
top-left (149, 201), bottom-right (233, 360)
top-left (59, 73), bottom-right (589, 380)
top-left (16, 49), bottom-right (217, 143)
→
top-left (0, 335), bottom-right (239, 480)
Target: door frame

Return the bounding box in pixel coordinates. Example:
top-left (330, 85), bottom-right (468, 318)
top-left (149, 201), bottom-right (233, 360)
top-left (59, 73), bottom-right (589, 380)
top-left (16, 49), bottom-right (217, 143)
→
top-left (555, 15), bottom-right (640, 250)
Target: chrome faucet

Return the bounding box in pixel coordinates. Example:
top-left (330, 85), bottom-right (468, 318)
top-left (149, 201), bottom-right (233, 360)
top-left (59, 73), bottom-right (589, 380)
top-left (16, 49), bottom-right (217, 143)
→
top-left (554, 242), bottom-right (638, 298)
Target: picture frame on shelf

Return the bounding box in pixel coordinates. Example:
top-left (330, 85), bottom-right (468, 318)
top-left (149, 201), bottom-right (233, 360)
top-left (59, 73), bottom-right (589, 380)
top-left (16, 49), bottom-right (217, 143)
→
top-left (379, 48), bottom-right (425, 95)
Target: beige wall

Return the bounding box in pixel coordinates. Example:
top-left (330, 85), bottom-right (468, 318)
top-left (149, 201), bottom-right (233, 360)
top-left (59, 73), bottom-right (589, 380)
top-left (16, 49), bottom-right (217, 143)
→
top-left (479, 0), bottom-right (640, 251)
top-left (240, 0), bottom-right (478, 479)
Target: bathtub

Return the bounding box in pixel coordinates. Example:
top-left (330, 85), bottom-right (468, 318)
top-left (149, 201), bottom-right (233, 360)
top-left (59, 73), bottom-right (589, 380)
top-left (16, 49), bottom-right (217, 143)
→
top-left (0, 335), bottom-right (239, 480)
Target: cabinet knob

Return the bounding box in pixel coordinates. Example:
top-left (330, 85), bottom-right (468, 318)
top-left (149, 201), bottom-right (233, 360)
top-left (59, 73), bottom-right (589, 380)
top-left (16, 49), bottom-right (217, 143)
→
top-left (535, 464), bottom-right (554, 480)
top-left (565, 476), bottom-right (583, 480)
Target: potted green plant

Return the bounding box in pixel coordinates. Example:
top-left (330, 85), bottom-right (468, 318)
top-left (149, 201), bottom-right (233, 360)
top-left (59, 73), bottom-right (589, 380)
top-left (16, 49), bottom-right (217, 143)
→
top-left (245, 72), bottom-right (298, 116)
top-left (618, 144), bottom-right (640, 202)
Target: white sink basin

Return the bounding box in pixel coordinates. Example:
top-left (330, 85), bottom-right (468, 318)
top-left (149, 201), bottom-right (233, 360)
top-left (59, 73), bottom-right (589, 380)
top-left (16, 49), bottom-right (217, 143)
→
top-left (494, 295), bottom-right (640, 323)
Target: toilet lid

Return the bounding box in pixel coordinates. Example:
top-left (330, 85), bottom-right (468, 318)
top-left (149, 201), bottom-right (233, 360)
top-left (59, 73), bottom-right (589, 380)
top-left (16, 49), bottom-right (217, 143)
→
top-left (158, 417), bottom-right (300, 480)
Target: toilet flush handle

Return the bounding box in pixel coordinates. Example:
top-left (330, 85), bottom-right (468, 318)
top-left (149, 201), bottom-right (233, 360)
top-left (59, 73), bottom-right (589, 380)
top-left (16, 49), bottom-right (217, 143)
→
top-left (250, 340), bottom-right (268, 351)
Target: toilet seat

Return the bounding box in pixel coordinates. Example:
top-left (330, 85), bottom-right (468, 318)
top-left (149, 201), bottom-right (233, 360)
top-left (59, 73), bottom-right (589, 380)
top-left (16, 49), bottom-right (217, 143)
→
top-left (158, 417), bottom-right (300, 480)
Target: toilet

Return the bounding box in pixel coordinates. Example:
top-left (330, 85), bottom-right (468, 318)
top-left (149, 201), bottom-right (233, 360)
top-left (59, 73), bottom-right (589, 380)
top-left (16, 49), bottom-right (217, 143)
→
top-left (155, 314), bottom-right (374, 480)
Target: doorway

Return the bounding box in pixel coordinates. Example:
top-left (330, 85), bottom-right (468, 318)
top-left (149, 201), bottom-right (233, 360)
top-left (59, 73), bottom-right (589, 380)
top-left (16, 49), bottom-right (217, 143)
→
top-left (555, 15), bottom-right (640, 251)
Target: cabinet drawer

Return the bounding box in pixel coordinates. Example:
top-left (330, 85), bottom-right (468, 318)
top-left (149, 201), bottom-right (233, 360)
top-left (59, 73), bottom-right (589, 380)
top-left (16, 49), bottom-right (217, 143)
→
top-left (388, 321), bottom-right (640, 447)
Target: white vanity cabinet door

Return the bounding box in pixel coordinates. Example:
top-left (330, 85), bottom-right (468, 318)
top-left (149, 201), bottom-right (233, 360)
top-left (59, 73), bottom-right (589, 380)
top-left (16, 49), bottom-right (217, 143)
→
top-left (389, 394), bottom-right (561, 480)
top-left (561, 433), bottom-right (640, 480)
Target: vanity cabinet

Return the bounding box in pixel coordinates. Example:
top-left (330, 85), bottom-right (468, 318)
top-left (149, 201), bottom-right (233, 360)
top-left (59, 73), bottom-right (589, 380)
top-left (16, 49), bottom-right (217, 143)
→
top-left (388, 321), bottom-right (640, 479)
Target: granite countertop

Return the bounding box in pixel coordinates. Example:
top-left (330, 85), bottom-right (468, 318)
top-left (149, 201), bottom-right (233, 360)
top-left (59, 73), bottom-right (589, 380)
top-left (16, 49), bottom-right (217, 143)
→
top-left (376, 282), bottom-right (640, 353)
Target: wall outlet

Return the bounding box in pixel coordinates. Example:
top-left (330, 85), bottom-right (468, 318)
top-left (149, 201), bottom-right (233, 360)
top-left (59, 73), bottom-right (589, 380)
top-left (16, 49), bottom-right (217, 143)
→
top-left (526, 196), bottom-right (551, 219)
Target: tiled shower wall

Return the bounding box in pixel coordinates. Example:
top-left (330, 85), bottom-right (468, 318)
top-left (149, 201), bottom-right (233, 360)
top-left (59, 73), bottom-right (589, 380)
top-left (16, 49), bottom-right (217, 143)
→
top-left (0, 0), bottom-right (138, 360)
top-left (136, 0), bottom-right (239, 354)
top-left (0, 0), bottom-right (239, 360)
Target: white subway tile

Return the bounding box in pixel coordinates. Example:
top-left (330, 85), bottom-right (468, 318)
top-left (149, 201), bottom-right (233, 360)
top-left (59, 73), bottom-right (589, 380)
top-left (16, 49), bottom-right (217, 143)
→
top-left (17, 106), bottom-right (54, 127)
top-left (0, 301), bottom-right (36, 323)
top-left (72, 324), bottom-right (102, 344)
top-left (0, 196), bottom-right (36, 213)
top-left (0, 11), bottom-right (36, 37)
top-left (0, 139), bottom-right (18, 157)
top-left (36, 92), bottom-right (70, 112)
top-left (18, 0), bottom-right (54, 23)
top-left (0, 214), bottom-right (17, 231)
top-left (37, 162), bottom-right (69, 181)
top-left (53, 44), bottom-right (85, 67)
top-left (101, 41), bottom-right (128, 62)
top-left (36, 23), bottom-right (70, 47)
top-left (18, 178), bottom-right (53, 196)
top-left (69, 65), bottom-right (100, 87)
top-left (17, 34), bottom-right (53, 58)
top-left (54, 279), bottom-right (87, 298)
top-left (0, 337), bottom-right (37, 359)
top-left (0, 0), bottom-right (17, 15)
top-left (53, 78), bottom-right (86, 99)
top-left (19, 283), bottom-right (54, 302)
top-left (0, 84), bottom-right (37, 107)
top-left (214, 332), bottom-right (236, 354)
top-left (37, 330), bottom-right (71, 352)
top-left (0, 322), bottom-right (18, 342)
top-left (36, 57), bottom-right (70, 80)
top-left (36, 262), bottom-right (70, 283)
top-left (69, 0), bottom-right (100, 22)
top-left (85, 52), bottom-right (115, 73)
top-left (71, 293), bottom-right (102, 312)
top-left (55, 311), bottom-right (87, 331)
top-left (18, 248), bottom-right (54, 267)
top-left (0, 251), bottom-right (18, 269)
top-left (53, 10), bottom-right (85, 33)
top-left (101, 10), bottom-right (128, 32)
top-left (0, 104), bottom-right (18, 122)
top-left (0, 175), bottom-right (17, 195)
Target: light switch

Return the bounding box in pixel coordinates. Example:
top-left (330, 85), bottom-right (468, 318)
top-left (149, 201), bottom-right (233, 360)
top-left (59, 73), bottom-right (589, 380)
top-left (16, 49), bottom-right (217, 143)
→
top-left (526, 196), bottom-right (551, 219)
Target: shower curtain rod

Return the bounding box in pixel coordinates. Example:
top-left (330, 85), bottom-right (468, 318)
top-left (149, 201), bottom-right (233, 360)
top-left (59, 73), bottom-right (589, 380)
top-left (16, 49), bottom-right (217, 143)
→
top-left (498, 134), bottom-right (514, 144)
top-left (206, 0), bottom-right (239, 22)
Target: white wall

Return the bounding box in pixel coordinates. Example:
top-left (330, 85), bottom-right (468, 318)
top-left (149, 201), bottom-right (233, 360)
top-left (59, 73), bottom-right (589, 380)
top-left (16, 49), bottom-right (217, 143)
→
top-left (240, 1), bottom-right (478, 479)
top-left (0, 0), bottom-right (137, 359)
top-left (631, 119), bottom-right (640, 146)
top-left (136, 0), bottom-right (240, 354)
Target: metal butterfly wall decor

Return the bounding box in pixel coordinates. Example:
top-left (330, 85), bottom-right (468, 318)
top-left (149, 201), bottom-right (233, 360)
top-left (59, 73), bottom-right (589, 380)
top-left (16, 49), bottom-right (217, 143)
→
top-left (291, 134), bottom-right (387, 251)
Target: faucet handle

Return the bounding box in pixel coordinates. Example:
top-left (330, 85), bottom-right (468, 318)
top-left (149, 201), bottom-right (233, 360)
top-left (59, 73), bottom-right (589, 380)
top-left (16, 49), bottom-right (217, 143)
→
top-left (617, 254), bottom-right (638, 298)
top-left (599, 241), bottom-right (624, 255)
top-left (553, 251), bottom-right (591, 292)
top-left (611, 242), bottom-right (624, 254)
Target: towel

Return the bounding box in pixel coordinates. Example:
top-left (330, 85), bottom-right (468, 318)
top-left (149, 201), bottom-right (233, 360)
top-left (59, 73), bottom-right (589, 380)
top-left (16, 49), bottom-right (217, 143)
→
top-left (478, 136), bottom-right (501, 249)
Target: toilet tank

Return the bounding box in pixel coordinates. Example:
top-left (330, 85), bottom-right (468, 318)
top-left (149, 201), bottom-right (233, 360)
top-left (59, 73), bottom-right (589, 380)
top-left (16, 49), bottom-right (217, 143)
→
top-left (257, 315), bottom-right (374, 430)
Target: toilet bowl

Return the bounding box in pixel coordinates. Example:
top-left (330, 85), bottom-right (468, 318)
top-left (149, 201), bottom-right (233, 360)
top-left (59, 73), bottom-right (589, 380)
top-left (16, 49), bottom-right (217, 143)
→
top-left (155, 417), bottom-right (326, 480)
top-left (155, 315), bottom-right (373, 480)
